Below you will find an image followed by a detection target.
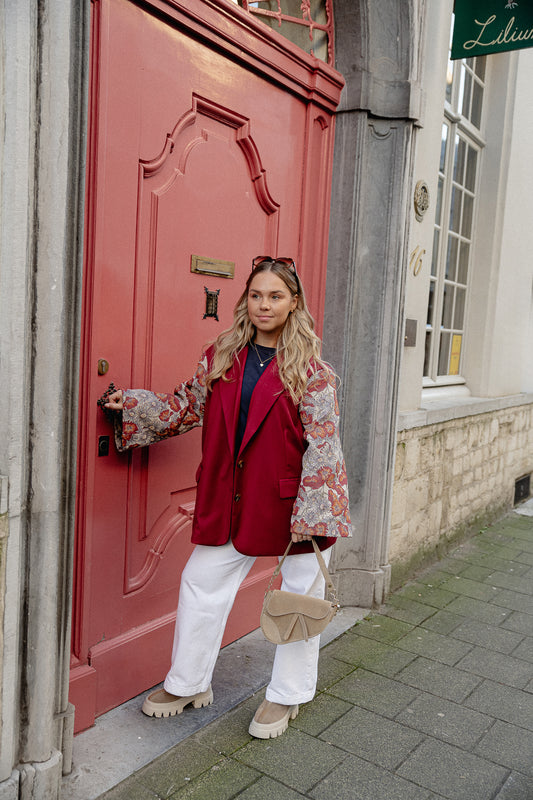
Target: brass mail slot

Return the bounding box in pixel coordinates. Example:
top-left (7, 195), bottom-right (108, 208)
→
top-left (191, 255), bottom-right (235, 278)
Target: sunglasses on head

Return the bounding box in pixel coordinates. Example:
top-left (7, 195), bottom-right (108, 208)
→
top-left (251, 256), bottom-right (299, 289)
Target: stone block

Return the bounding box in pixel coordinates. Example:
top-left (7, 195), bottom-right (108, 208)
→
top-left (489, 418), bottom-right (499, 442)
top-left (395, 657), bottom-right (481, 702)
top-left (410, 476), bottom-right (429, 513)
top-left (351, 615), bottom-right (414, 644)
top-left (475, 720), bottom-right (533, 776)
top-left (397, 737), bottom-right (508, 800)
top-left (396, 692), bottom-right (492, 748)
top-left (294, 693), bottom-right (352, 738)
top-left (394, 626), bottom-right (472, 666)
top-left (235, 776), bottom-right (311, 800)
top-left (383, 595), bottom-right (436, 626)
top-left (19, 751), bottom-right (62, 800)
top-left (465, 680), bottom-right (533, 731)
top-left (394, 439), bottom-right (407, 481)
top-left (439, 575), bottom-right (499, 602)
top-left (402, 438), bottom-right (420, 480)
top-left (327, 668), bottom-right (420, 718)
top-left (467, 423), bottom-right (481, 450)
top-left (235, 728), bottom-right (345, 793)
top-left (420, 609), bottom-right (464, 635)
top-left (495, 772), bottom-right (533, 800)
top-left (390, 489), bottom-right (407, 528)
top-left (310, 755), bottom-right (429, 800)
top-left (388, 521), bottom-right (410, 562)
top-left (428, 467), bottom-right (444, 502)
top-left (319, 706), bottom-right (424, 770)
top-left (455, 646), bottom-right (532, 689)
top-left (437, 595), bottom-right (511, 625)
top-left (169, 758), bottom-right (258, 800)
top-left (0, 772), bottom-right (19, 800)
top-left (463, 470), bottom-right (474, 486)
top-left (445, 427), bottom-right (464, 452)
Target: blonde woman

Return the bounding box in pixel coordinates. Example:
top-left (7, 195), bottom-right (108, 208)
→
top-left (105, 257), bottom-right (352, 738)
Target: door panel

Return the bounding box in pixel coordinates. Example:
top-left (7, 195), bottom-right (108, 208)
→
top-left (72, 0), bottom-right (341, 731)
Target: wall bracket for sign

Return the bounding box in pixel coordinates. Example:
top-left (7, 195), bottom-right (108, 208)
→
top-left (191, 254), bottom-right (235, 278)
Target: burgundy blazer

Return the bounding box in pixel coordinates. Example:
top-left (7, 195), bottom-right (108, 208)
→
top-left (116, 346), bottom-right (350, 556)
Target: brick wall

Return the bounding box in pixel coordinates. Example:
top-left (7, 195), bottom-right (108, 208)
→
top-left (390, 402), bottom-right (533, 585)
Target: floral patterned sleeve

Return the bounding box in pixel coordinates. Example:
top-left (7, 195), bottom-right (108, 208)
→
top-left (113, 353), bottom-right (208, 452)
top-left (290, 366), bottom-right (352, 539)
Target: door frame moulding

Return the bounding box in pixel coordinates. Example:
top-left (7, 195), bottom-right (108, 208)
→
top-left (128, 0), bottom-right (344, 112)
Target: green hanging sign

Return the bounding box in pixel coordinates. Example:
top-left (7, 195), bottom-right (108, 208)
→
top-left (451, 0), bottom-right (533, 60)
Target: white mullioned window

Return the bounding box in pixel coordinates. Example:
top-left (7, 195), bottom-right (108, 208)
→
top-left (424, 51), bottom-right (486, 385)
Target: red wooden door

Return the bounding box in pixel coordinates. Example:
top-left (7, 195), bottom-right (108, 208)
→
top-left (71, 0), bottom-right (342, 733)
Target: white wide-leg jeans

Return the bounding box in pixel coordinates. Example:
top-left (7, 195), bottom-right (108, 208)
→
top-left (163, 539), bottom-right (333, 705)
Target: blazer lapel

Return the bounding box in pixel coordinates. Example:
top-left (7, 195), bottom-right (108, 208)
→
top-left (237, 359), bottom-right (286, 456)
top-left (219, 348), bottom-right (247, 457)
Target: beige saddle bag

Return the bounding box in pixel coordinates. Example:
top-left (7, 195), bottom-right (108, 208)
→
top-left (260, 539), bottom-right (340, 645)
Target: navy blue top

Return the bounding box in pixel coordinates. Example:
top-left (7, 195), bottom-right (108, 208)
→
top-left (235, 343), bottom-right (276, 456)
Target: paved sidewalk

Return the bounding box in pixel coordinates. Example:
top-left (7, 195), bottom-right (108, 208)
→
top-left (97, 511), bottom-right (533, 800)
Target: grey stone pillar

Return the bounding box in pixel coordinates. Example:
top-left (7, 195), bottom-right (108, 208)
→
top-left (0, 1), bottom-right (88, 797)
top-left (324, 0), bottom-right (425, 606)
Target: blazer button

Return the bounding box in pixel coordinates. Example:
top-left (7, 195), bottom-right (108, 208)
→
top-left (234, 493), bottom-right (241, 502)
top-left (237, 460), bottom-right (244, 469)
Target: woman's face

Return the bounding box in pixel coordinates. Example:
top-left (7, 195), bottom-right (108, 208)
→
top-left (247, 271), bottom-right (297, 346)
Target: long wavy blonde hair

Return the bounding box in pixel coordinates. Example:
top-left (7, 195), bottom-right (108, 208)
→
top-left (206, 259), bottom-right (325, 403)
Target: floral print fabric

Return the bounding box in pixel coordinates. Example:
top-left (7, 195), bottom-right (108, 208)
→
top-left (113, 353), bottom-right (208, 451)
top-left (292, 367), bottom-right (352, 538)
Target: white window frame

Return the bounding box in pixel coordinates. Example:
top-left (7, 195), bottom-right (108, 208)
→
top-left (423, 54), bottom-right (487, 388)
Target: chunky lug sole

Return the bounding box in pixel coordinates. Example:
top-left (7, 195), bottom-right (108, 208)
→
top-left (142, 686), bottom-right (213, 718)
top-left (248, 704), bottom-right (299, 739)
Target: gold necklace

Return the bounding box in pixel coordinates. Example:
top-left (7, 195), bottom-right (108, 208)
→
top-left (251, 341), bottom-right (276, 368)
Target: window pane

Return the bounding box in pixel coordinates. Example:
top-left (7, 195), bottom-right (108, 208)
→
top-left (431, 229), bottom-right (440, 277)
top-left (454, 287), bottom-right (466, 329)
top-left (438, 332), bottom-right (451, 376)
top-left (462, 193), bottom-right (474, 237)
top-left (458, 241), bottom-right (469, 284)
top-left (453, 136), bottom-right (466, 184)
top-left (427, 280), bottom-right (435, 325)
top-left (310, 0), bottom-right (327, 23)
top-left (461, 69), bottom-right (472, 119)
top-left (465, 147), bottom-right (477, 192)
top-left (423, 330), bottom-right (432, 377)
top-left (449, 186), bottom-right (462, 233)
top-left (445, 236), bottom-right (458, 281)
top-left (442, 284), bottom-right (454, 329)
top-left (435, 177), bottom-right (444, 225)
top-left (440, 125), bottom-right (448, 172)
top-left (474, 56), bottom-right (486, 81)
top-left (238, 0), bottom-right (330, 63)
top-left (445, 58), bottom-right (454, 104)
top-left (471, 81), bottom-right (483, 129)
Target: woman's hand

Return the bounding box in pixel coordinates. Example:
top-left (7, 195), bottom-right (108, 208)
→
top-left (105, 390), bottom-right (124, 412)
top-left (291, 532), bottom-right (312, 543)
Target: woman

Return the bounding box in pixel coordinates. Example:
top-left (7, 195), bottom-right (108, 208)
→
top-left (105, 256), bottom-right (351, 739)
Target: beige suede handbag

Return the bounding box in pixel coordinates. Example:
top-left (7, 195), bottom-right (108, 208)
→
top-left (260, 539), bottom-right (340, 644)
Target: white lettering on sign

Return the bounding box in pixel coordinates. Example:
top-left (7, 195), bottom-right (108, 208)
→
top-left (464, 15), bottom-right (533, 50)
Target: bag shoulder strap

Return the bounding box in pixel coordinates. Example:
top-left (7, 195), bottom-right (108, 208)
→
top-left (266, 539), bottom-right (339, 605)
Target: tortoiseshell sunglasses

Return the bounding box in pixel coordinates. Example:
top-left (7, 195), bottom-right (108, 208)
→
top-left (251, 256), bottom-right (300, 291)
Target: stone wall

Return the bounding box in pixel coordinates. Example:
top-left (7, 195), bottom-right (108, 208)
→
top-left (390, 401), bottom-right (533, 586)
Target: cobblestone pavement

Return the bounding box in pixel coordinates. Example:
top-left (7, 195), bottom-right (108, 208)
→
top-left (97, 512), bottom-right (533, 800)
